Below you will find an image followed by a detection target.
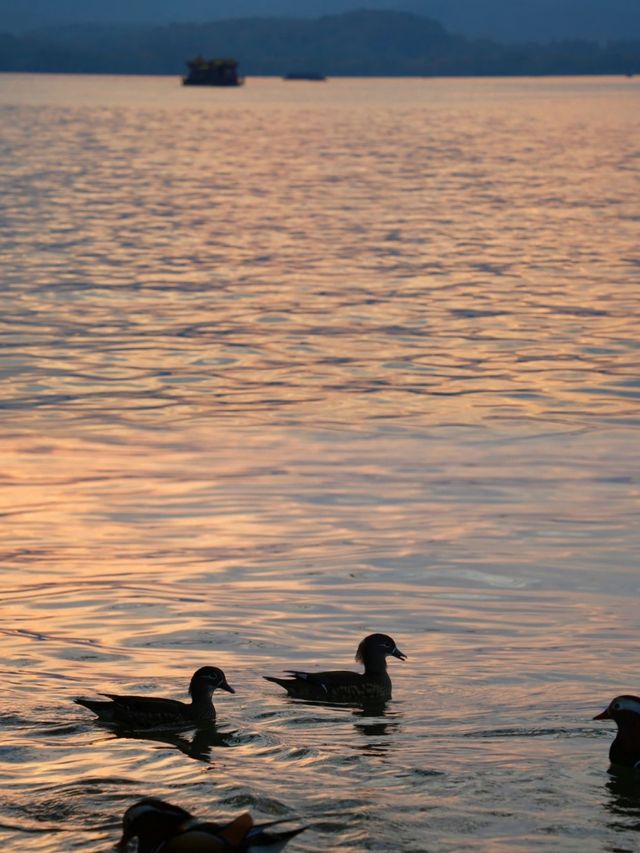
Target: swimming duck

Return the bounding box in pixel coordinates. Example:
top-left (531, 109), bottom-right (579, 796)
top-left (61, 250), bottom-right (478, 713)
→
top-left (594, 695), bottom-right (640, 768)
top-left (118, 799), bottom-right (191, 852)
top-left (74, 666), bottom-right (234, 727)
top-left (118, 798), bottom-right (306, 852)
top-left (264, 633), bottom-right (407, 703)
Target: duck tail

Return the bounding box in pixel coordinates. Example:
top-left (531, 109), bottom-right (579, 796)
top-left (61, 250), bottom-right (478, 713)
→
top-left (262, 675), bottom-right (293, 690)
top-left (247, 823), bottom-right (307, 851)
top-left (73, 697), bottom-right (115, 720)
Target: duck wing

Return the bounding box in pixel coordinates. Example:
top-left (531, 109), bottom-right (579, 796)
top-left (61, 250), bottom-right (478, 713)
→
top-left (101, 694), bottom-right (191, 727)
top-left (244, 820), bottom-right (307, 851)
top-left (264, 669), bottom-right (365, 700)
top-left (284, 669), bottom-right (360, 690)
top-left (158, 825), bottom-right (227, 852)
top-left (161, 816), bottom-right (305, 852)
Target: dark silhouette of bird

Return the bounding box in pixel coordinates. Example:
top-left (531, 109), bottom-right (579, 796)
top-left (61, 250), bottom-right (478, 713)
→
top-left (118, 797), bottom-right (306, 852)
top-left (594, 694), bottom-right (640, 768)
top-left (74, 666), bottom-right (234, 727)
top-left (264, 633), bottom-right (407, 703)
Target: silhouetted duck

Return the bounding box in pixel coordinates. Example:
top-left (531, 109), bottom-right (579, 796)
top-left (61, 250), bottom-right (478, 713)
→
top-left (74, 666), bottom-right (234, 728)
top-left (594, 695), bottom-right (640, 768)
top-left (118, 798), bottom-right (306, 852)
top-left (118, 799), bottom-right (191, 852)
top-left (264, 633), bottom-right (406, 703)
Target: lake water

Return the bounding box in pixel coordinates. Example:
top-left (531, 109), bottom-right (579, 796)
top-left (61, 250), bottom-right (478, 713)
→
top-left (0, 73), bottom-right (639, 852)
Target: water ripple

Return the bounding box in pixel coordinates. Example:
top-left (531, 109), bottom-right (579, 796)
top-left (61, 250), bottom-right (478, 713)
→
top-left (0, 74), bottom-right (639, 853)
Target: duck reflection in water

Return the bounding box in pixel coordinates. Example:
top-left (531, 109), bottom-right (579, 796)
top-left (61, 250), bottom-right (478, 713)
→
top-left (352, 705), bottom-right (402, 755)
top-left (603, 767), bottom-right (640, 832)
top-left (105, 723), bottom-right (235, 763)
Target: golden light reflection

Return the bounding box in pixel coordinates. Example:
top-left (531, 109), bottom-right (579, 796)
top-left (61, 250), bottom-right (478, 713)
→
top-left (0, 75), bottom-right (638, 852)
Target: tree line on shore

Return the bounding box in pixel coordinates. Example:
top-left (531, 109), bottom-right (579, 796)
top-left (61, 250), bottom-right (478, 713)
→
top-left (0, 10), bottom-right (638, 76)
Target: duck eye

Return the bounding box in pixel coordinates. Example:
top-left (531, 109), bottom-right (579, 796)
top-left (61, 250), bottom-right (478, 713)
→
top-left (613, 703), bottom-right (621, 711)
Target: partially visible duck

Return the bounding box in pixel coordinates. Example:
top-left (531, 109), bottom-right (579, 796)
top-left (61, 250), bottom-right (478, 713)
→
top-left (118, 799), bottom-right (191, 852)
top-left (594, 695), bottom-right (640, 768)
top-left (118, 798), bottom-right (306, 852)
top-left (264, 633), bottom-right (407, 703)
top-left (74, 666), bottom-right (234, 727)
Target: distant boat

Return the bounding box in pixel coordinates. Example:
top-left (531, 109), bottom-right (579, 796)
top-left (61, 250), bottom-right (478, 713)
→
top-left (183, 57), bottom-right (244, 86)
top-left (283, 72), bottom-right (327, 81)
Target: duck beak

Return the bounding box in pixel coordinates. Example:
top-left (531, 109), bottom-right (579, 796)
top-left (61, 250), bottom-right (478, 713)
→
top-left (593, 707), bottom-right (610, 720)
top-left (116, 831), bottom-right (133, 849)
top-left (221, 680), bottom-right (235, 694)
top-left (391, 646), bottom-right (407, 661)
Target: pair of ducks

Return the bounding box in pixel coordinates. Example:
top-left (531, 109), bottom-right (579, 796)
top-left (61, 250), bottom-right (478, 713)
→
top-left (74, 633), bottom-right (407, 727)
top-left (76, 634), bottom-right (406, 852)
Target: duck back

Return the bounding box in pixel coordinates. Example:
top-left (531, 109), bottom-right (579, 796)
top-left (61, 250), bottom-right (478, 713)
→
top-left (75, 694), bottom-right (205, 727)
top-left (264, 669), bottom-right (392, 702)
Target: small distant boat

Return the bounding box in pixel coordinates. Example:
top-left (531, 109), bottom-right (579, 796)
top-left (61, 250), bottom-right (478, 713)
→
top-left (183, 57), bottom-right (244, 86)
top-left (283, 72), bottom-right (327, 81)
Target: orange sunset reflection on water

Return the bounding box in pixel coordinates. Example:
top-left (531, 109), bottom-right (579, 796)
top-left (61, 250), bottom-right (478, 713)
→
top-left (0, 74), bottom-right (639, 852)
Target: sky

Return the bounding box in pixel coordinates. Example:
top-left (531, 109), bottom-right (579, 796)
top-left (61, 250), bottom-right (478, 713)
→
top-left (1, 0), bottom-right (639, 42)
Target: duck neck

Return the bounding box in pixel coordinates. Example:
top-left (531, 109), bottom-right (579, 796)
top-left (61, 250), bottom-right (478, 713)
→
top-left (190, 687), bottom-right (216, 720)
top-left (612, 715), bottom-right (640, 766)
top-left (363, 655), bottom-right (388, 678)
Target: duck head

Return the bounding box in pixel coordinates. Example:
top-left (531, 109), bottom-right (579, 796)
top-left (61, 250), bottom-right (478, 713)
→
top-left (118, 798), bottom-right (192, 851)
top-left (189, 666), bottom-right (235, 697)
top-left (594, 695), bottom-right (640, 724)
top-left (356, 634), bottom-right (407, 665)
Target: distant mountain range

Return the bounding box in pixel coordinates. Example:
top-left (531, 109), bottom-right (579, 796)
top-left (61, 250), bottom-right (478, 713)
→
top-left (1, 0), bottom-right (640, 43)
top-left (1, 9), bottom-right (639, 77)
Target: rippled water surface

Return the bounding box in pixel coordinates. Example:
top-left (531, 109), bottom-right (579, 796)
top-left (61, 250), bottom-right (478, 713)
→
top-left (1, 73), bottom-right (639, 851)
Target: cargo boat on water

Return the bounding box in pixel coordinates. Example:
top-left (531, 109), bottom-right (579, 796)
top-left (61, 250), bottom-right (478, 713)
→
top-left (183, 57), bottom-right (244, 86)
